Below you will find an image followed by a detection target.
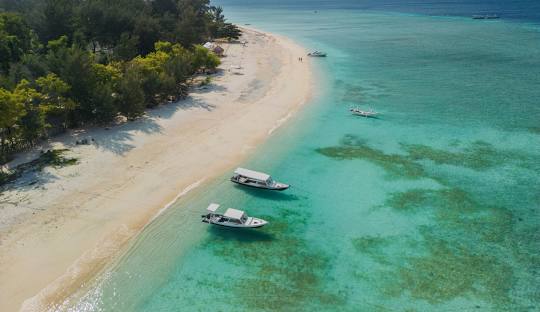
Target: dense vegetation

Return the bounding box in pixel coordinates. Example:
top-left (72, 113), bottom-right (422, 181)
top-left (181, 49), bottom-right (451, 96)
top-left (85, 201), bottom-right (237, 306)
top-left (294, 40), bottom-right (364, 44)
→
top-left (0, 0), bottom-right (241, 163)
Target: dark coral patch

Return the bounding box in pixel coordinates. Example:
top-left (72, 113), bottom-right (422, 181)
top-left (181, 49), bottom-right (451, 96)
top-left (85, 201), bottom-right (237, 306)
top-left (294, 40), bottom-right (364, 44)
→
top-left (385, 187), bottom-right (514, 243)
top-left (316, 135), bottom-right (425, 179)
top-left (395, 238), bottom-right (513, 306)
top-left (316, 135), bottom-right (534, 178)
top-left (402, 140), bottom-right (505, 170)
top-left (384, 189), bottom-right (431, 211)
top-left (202, 209), bottom-right (346, 310)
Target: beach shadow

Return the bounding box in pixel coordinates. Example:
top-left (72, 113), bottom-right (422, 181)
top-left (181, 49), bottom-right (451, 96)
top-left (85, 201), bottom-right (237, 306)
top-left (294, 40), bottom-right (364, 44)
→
top-left (213, 69), bottom-right (226, 78)
top-left (190, 84), bottom-right (228, 95)
top-left (0, 169), bottom-right (60, 195)
top-left (91, 115), bottom-right (162, 155)
top-left (234, 185), bottom-right (301, 202)
top-left (179, 97), bottom-right (217, 111)
top-left (83, 80), bottom-right (224, 154)
top-left (208, 225), bottom-right (275, 242)
top-left (146, 101), bottom-right (182, 119)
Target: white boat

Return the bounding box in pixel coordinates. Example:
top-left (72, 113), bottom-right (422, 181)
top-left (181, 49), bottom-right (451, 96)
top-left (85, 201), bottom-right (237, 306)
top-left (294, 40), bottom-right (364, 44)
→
top-left (350, 108), bottom-right (379, 118)
top-left (201, 203), bottom-right (268, 228)
top-left (472, 14), bottom-right (499, 19)
top-left (308, 51), bottom-right (327, 57)
top-left (231, 168), bottom-right (289, 191)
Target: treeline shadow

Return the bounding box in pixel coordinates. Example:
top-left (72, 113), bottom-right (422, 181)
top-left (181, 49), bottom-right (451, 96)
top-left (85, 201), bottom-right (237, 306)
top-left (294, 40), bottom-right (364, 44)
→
top-left (90, 115), bottom-right (163, 155)
top-left (0, 168), bottom-right (59, 194)
top-left (190, 84), bottom-right (228, 95)
top-left (85, 94), bottom-right (219, 155)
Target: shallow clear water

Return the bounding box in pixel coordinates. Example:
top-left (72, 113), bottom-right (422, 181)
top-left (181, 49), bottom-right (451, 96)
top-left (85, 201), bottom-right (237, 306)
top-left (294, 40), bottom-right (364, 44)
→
top-left (67, 2), bottom-right (540, 311)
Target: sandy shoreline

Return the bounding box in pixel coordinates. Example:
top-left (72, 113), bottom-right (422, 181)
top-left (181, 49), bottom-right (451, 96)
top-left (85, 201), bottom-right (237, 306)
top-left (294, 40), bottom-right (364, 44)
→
top-left (0, 28), bottom-right (313, 311)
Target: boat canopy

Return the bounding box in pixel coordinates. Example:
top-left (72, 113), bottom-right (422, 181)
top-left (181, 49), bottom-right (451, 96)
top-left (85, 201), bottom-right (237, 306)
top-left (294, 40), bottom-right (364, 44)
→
top-left (207, 203), bottom-right (220, 212)
top-left (224, 208), bottom-right (245, 220)
top-left (234, 168), bottom-right (271, 182)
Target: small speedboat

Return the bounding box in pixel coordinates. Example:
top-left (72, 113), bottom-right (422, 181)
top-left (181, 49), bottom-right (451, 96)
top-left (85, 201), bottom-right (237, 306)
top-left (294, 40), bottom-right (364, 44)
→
top-left (308, 51), bottom-right (327, 57)
top-left (472, 14), bottom-right (499, 19)
top-left (231, 168), bottom-right (289, 191)
top-left (350, 108), bottom-right (379, 118)
top-left (202, 203), bottom-right (268, 228)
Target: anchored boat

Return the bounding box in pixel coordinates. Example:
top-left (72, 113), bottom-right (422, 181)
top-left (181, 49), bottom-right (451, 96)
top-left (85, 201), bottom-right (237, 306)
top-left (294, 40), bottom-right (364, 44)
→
top-left (308, 51), bottom-right (327, 57)
top-left (472, 14), bottom-right (499, 19)
top-left (201, 203), bottom-right (268, 228)
top-left (350, 108), bottom-right (379, 118)
top-left (231, 168), bottom-right (289, 191)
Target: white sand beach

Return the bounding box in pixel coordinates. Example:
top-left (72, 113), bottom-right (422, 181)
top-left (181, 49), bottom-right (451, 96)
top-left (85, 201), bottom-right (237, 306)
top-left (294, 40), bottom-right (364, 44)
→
top-left (0, 28), bottom-right (313, 311)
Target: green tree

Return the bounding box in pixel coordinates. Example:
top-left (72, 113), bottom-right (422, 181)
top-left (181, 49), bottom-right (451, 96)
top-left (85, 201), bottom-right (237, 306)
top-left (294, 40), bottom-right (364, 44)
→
top-left (192, 45), bottom-right (220, 71)
top-left (209, 6), bottom-right (225, 24)
top-left (114, 32), bottom-right (139, 61)
top-left (19, 51), bottom-right (49, 79)
top-left (0, 89), bottom-right (25, 129)
top-left (45, 37), bottom-right (117, 124)
top-left (208, 5), bottom-right (224, 38)
top-left (78, 0), bottom-right (146, 52)
top-left (44, 35), bottom-right (70, 73)
top-left (39, 0), bottom-right (76, 43)
top-left (217, 23), bottom-right (241, 40)
top-left (208, 6), bottom-right (241, 40)
top-left (151, 0), bottom-right (178, 15)
top-left (13, 79), bottom-right (47, 143)
top-left (132, 45), bottom-right (171, 106)
top-left (93, 63), bottom-right (122, 88)
top-left (116, 64), bottom-right (145, 119)
top-left (133, 14), bottom-right (162, 55)
top-left (36, 73), bottom-right (75, 128)
top-left (175, 0), bottom-right (212, 46)
top-left (0, 87), bottom-right (25, 160)
top-left (5, 62), bottom-right (33, 88)
top-left (163, 48), bottom-right (194, 84)
top-left (0, 12), bottom-right (33, 72)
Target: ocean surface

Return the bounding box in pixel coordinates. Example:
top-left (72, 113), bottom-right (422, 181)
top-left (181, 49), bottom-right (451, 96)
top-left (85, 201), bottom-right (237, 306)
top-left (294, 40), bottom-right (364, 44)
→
top-left (65, 1), bottom-right (539, 311)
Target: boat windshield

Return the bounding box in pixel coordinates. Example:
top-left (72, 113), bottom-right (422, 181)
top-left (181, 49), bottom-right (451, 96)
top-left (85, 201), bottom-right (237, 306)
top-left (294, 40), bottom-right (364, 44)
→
top-left (266, 178), bottom-right (274, 185)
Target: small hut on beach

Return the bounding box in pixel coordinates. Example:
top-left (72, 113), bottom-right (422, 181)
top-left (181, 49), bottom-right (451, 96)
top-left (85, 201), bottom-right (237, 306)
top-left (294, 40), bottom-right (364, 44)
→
top-left (212, 45), bottom-right (225, 56)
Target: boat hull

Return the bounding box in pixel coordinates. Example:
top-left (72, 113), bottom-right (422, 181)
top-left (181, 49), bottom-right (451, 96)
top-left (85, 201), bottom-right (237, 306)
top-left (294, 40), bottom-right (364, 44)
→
top-left (230, 178), bottom-right (289, 191)
top-left (351, 112), bottom-right (378, 118)
top-left (472, 15), bottom-right (499, 19)
top-left (203, 221), bottom-right (266, 228)
top-left (202, 219), bottom-right (267, 228)
top-left (352, 113), bottom-right (378, 118)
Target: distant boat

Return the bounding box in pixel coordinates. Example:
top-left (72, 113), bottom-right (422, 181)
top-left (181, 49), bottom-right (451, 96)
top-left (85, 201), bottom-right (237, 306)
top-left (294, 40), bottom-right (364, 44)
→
top-left (231, 168), bottom-right (289, 191)
top-left (472, 14), bottom-right (499, 19)
top-left (308, 51), bottom-right (327, 57)
top-left (201, 203), bottom-right (268, 228)
top-left (350, 108), bottom-right (379, 118)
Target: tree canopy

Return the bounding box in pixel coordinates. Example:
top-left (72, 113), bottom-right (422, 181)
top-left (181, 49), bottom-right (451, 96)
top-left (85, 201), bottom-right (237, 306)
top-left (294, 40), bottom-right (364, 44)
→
top-left (0, 0), bottom-right (241, 163)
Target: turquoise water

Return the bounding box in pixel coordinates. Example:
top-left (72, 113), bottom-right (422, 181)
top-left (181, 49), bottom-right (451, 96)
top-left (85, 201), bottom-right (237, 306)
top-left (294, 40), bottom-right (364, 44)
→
top-left (67, 5), bottom-right (540, 312)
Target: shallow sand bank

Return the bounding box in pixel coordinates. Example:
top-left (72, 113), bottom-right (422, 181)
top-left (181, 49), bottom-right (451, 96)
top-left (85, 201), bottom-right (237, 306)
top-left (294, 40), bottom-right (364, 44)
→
top-left (0, 28), bottom-right (313, 311)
